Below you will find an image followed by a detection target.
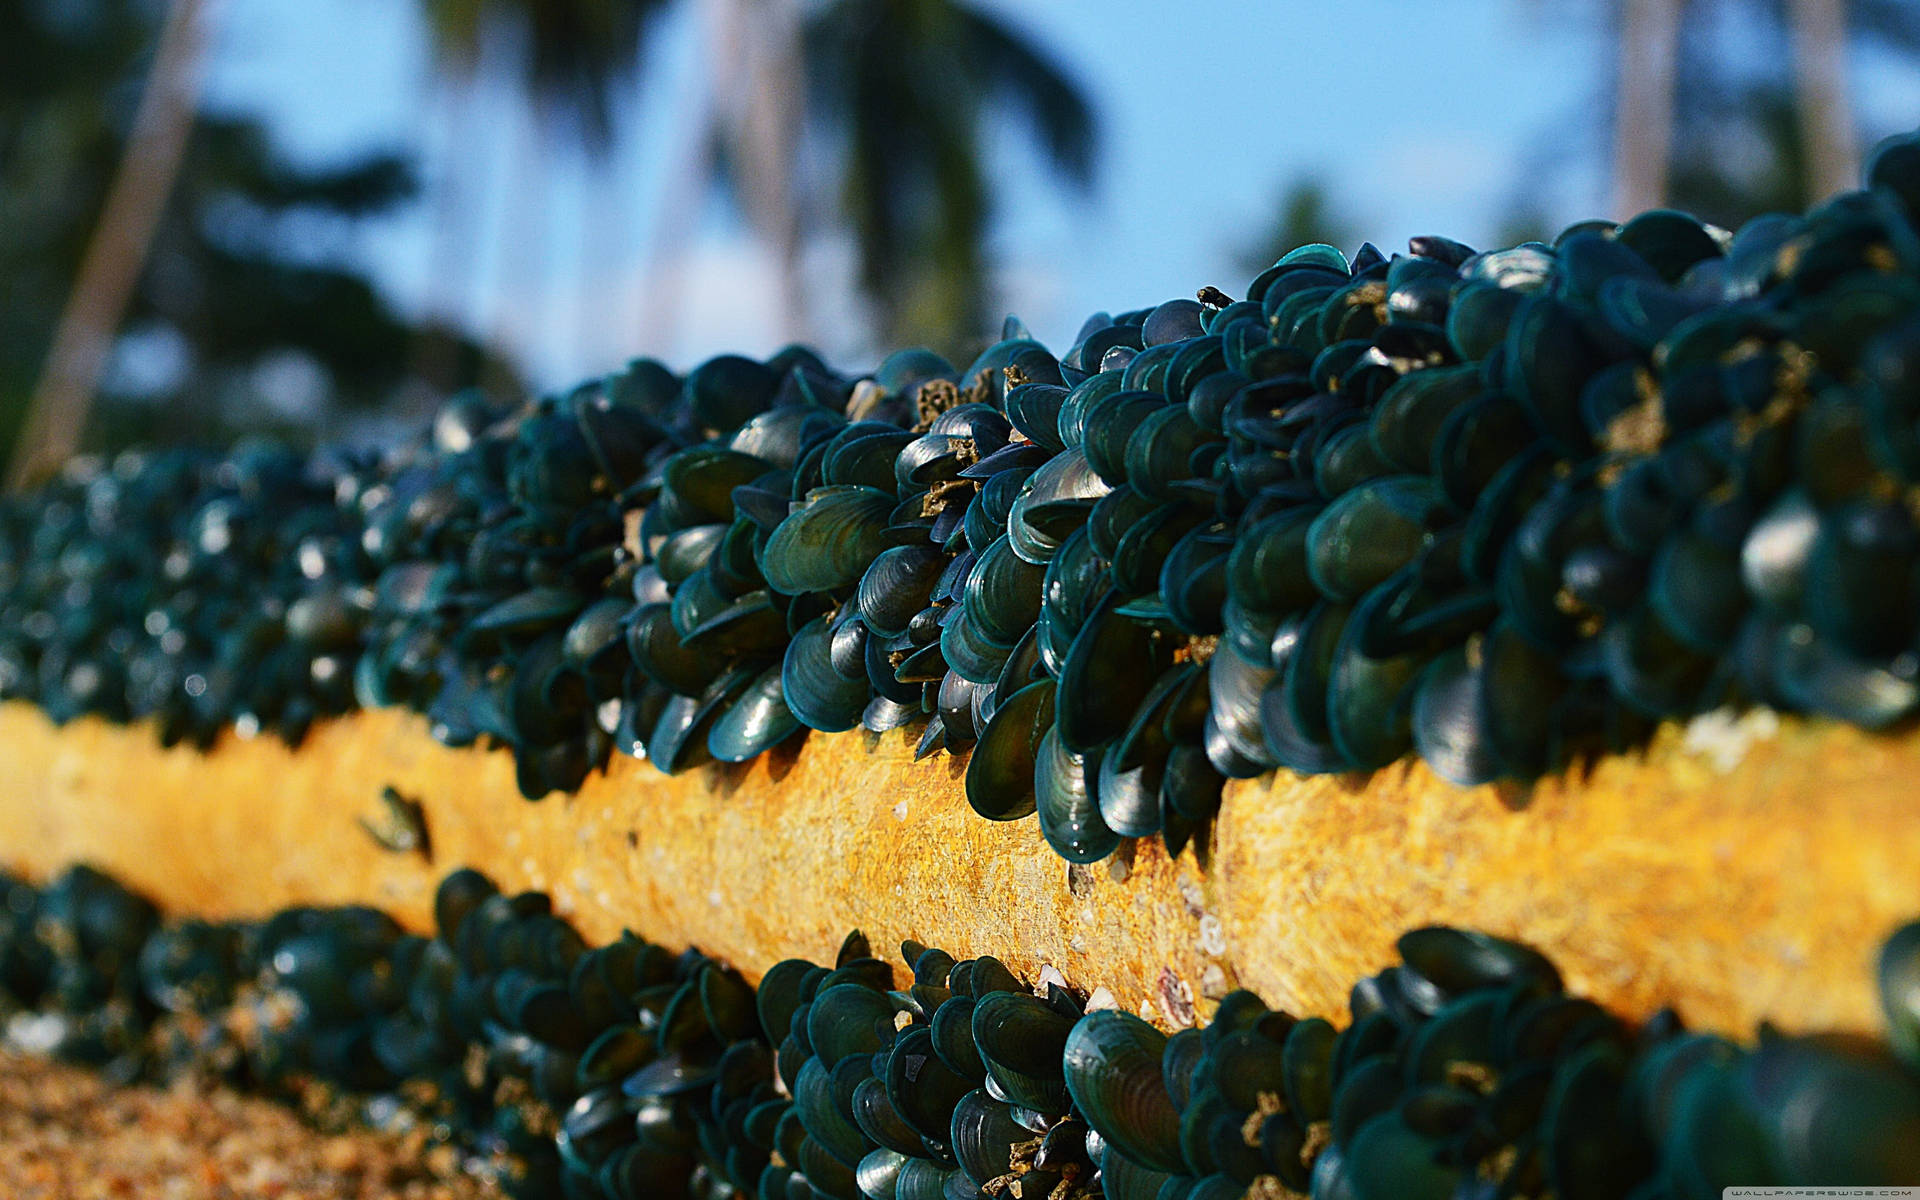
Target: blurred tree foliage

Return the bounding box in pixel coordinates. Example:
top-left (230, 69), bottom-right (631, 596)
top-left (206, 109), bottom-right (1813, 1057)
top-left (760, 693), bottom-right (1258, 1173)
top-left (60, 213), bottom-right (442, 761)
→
top-left (420, 0), bottom-right (662, 148)
top-left (1239, 178), bottom-right (1362, 278)
top-left (422, 0), bottom-right (1097, 361)
top-left (803, 0), bottom-right (1098, 353)
top-left (0, 0), bottom-right (514, 461)
top-left (1660, 0), bottom-right (1920, 227)
top-left (1241, 1), bottom-right (1920, 279)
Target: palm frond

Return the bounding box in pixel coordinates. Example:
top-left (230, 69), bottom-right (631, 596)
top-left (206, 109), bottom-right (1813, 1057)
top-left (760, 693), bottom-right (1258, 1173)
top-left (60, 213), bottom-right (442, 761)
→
top-left (954, 5), bottom-right (1096, 188)
top-left (419, 0), bottom-right (667, 148)
top-left (804, 0), bottom-right (1096, 347)
top-left (1853, 0), bottom-right (1920, 52)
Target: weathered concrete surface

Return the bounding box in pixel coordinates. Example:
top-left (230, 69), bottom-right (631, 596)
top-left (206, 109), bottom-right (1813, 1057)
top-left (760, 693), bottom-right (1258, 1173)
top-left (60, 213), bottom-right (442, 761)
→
top-left (0, 702), bottom-right (1906, 1037)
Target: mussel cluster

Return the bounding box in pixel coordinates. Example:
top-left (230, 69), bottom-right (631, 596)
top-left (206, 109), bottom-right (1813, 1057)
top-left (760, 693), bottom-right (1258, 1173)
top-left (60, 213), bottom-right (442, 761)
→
top-left (744, 927), bottom-right (1920, 1199)
top-left (9, 135), bottom-right (1920, 859)
top-left (0, 863), bottom-right (775, 1196)
top-left (0, 442), bottom-right (363, 747)
top-left (3, 862), bottom-right (1920, 1197)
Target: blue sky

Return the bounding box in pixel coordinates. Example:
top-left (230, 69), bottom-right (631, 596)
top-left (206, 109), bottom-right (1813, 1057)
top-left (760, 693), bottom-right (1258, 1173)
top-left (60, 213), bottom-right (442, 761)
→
top-left (191, 1), bottom-right (1904, 391)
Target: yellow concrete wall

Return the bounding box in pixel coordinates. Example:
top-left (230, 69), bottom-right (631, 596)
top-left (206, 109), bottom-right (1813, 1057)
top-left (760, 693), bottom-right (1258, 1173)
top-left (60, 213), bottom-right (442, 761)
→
top-left (0, 701), bottom-right (1908, 1039)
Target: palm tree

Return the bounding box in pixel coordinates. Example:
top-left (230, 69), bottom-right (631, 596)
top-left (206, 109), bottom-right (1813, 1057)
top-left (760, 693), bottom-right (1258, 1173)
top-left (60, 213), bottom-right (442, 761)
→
top-left (1610, 0), bottom-right (1682, 218)
top-left (803, 0), bottom-right (1097, 352)
top-left (420, 0), bottom-right (1096, 365)
top-left (637, 0), bottom-right (810, 352)
top-left (1598, 0), bottom-right (1920, 228)
top-left (8, 0), bottom-right (214, 489)
top-left (416, 0), bottom-right (665, 382)
top-left (419, 0), bottom-right (663, 148)
top-left (1788, 0), bottom-right (1858, 202)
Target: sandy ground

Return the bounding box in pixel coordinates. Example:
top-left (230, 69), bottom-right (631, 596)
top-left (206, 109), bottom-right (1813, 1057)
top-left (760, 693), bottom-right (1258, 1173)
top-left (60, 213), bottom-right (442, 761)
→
top-left (0, 1049), bottom-right (505, 1200)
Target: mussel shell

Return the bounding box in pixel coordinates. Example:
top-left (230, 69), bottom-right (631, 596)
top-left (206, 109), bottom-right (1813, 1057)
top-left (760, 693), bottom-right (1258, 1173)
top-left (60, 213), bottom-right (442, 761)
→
top-left (763, 486), bottom-right (895, 595)
top-left (683, 355), bottom-right (780, 435)
top-left (680, 588), bottom-right (787, 656)
top-left (807, 983), bottom-right (897, 1067)
top-left (1805, 500), bottom-right (1920, 659)
top-left (607, 1137), bottom-right (705, 1199)
top-left (1446, 281), bottom-right (1525, 361)
top-left (796, 1054), bottom-right (873, 1170)
top-left (1226, 509), bottom-right (1318, 620)
top-left (1881, 921), bottom-right (1920, 1074)
top-left (1601, 605), bottom-right (1717, 718)
top-left (1098, 1149), bottom-right (1173, 1200)
top-left (1190, 639), bottom-right (1275, 777)
top-left (801, 1132), bottom-right (865, 1199)
top-left (1399, 927), bottom-right (1561, 998)
top-left (627, 604), bottom-right (727, 696)
top-left (971, 991), bottom-right (1074, 1112)
top-left (1057, 590), bottom-right (1171, 754)
top-left (1263, 603), bottom-right (1351, 775)
top-left (1111, 504), bottom-right (1208, 597)
top-left (853, 1075), bottom-right (930, 1158)
top-left (757, 958), bottom-right (818, 1043)
top-left (1477, 620), bottom-right (1567, 778)
top-left (1008, 450), bottom-right (1110, 565)
top-left (1651, 529), bottom-right (1747, 655)
top-left (1325, 584), bottom-right (1428, 769)
top-left (620, 1049), bottom-right (718, 1100)
top-left (1403, 991), bottom-right (1500, 1088)
top-left (855, 1147), bottom-right (908, 1200)
top-left (1062, 1010), bottom-right (1184, 1174)
top-left (1542, 1043), bottom-right (1652, 1200)
top-left (1306, 475), bottom-right (1447, 603)
top-left (965, 679), bottom-right (1055, 821)
top-left (707, 662), bottom-right (802, 763)
top-left (1409, 647), bottom-right (1499, 786)
top-left (1037, 725), bottom-right (1120, 864)
top-left (1503, 295), bottom-right (1622, 454)
top-left (1615, 208), bottom-right (1721, 282)
top-left (861, 547), bottom-right (952, 640)
top-left (1279, 1016), bottom-right (1336, 1124)
top-left (1038, 526), bottom-right (1110, 673)
top-left (885, 1026), bottom-right (975, 1142)
top-left (962, 536), bottom-right (1046, 649)
top-left (784, 616), bottom-right (870, 733)
top-left (1124, 407), bottom-right (1217, 501)
top-left (949, 1089), bottom-right (1031, 1188)
top-left (1343, 1112), bottom-right (1459, 1200)
top-left (1314, 421), bottom-right (1395, 498)
top-left (664, 447), bottom-right (769, 524)
top-left (825, 431), bottom-right (916, 493)
top-left (1741, 489), bottom-right (1818, 620)
top-left (928, 997), bottom-right (987, 1083)
top-left (1097, 666), bottom-right (1189, 839)
top-left (472, 587), bottom-right (584, 639)
top-left (1771, 621), bottom-right (1920, 728)
top-left (1004, 383), bottom-right (1071, 452)
top-left (940, 605), bottom-right (1015, 685)
top-left (576, 1024), bottom-right (657, 1092)
top-left (643, 668), bottom-right (744, 774)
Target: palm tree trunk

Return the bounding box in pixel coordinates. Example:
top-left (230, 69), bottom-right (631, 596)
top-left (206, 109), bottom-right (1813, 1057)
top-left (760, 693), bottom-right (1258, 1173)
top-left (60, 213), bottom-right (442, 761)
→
top-left (9, 0), bottom-right (216, 490)
top-left (735, 0), bottom-right (808, 344)
top-left (408, 74), bottom-right (482, 396)
top-left (636, 111), bottom-right (720, 356)
top-left (1611, 0), bottom-right (1684, 218)
top-left (636, 3), bottom-right (729, 354)
top-left (484, 89), bottom-right (551, 395)
top-left (576, 154), bottom-right (616, 374)
top-left (1788, 0), bottom-right (1859, 202)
